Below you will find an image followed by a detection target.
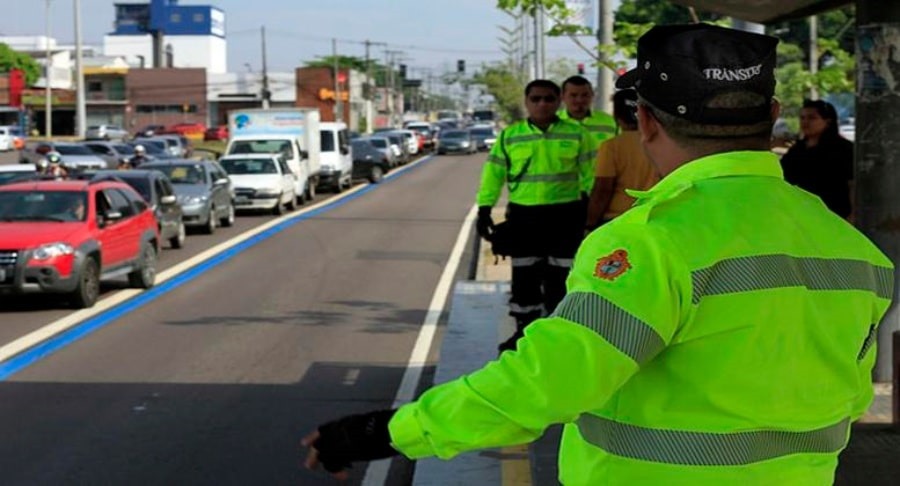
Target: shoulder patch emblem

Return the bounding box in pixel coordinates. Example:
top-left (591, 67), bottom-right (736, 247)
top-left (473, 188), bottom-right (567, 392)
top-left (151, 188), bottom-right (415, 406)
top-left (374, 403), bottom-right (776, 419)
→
top-left (594, 249), bottom-right (632, 281)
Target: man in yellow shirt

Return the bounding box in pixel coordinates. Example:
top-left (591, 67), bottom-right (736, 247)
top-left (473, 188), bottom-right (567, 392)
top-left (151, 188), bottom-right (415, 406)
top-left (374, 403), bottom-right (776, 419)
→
top-left (585, 89), bottom-right (659, 230)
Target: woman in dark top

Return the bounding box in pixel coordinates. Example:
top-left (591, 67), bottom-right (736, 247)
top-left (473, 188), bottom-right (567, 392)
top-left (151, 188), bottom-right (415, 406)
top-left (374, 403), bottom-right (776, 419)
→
top-left (780, 99), bottom-right (854, 219)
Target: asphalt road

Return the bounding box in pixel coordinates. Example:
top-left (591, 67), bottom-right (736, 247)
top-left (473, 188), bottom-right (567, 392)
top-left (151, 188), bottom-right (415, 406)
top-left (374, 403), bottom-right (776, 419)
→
top-left (0, 152), bottom-right (484, 485)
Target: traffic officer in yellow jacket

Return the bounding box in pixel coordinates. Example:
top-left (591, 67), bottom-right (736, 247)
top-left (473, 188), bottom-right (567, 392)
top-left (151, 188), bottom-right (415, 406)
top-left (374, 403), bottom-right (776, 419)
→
top-left (475, 79), bottom-right (597, 352)
top-left (558, 75), bottom-right (617, 145)
top-left (302, 24), bottom-right (894, 485)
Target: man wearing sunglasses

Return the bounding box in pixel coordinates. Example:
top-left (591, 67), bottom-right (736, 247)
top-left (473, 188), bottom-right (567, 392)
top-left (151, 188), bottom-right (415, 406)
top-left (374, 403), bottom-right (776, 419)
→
top-left (303, 25), bottom-right (892, 486)
top-left (475, 79), bottom-right (598, 353)
top-left (558, 75), bottom-right (618, 145)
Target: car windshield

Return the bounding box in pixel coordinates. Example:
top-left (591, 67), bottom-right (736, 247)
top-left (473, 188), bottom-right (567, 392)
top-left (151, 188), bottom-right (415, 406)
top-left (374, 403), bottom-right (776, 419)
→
top-left (229, 140), bottom-right (293, 157)
top-left (149, 165), bottom-right (207, 185)
top-left (470, 128), bottom-right (493, 136)
top-left (441, 130), bottom-right (468, 139)
top-left (114, 143), bottom-right (136, 155)
top-left (0, 171), bottom-right (35, 186)
top-left (351, 141), bottom-right (372, 153)
top-left (55, 144), bottom-right (94, 156)
top-left (0, 190), bottom-right (87, 222)
top-left (220, 158), bottom-right (278, 175)
top-left (135, 140), bottom-right (167, 153)
top-left (368, 138), bottom-right (388, 148)
top-left (409, 126), bottom-right (430, 135)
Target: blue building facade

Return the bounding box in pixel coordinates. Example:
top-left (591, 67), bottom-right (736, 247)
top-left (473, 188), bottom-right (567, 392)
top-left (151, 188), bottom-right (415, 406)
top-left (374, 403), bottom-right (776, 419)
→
top-left (111, 0), bottom-right (224, 38)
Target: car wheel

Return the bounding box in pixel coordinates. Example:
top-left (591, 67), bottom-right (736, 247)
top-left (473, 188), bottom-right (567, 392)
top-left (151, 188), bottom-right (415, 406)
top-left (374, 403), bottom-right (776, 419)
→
top-left (221, 203), bottom-right (235, 227)
top-left (169, 221), bottom-right (186, 249)
top-left (286, 193), bottom-right (297, 211)
top-left (273, 197), bottom-right (284, 215)
top-left (128, 243), bottom-right (157, 289)
top-left (369, 165), bottom-right (384, 184)
top-left (204, 207), bottom-right (217, 234)
top-left (71, 257), bottom-right (100, 309)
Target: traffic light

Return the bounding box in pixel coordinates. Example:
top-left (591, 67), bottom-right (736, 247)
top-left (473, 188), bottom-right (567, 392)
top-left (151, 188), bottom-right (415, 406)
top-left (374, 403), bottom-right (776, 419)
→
top-left (399, 64), bottom-right (407, 79)
top-left (457, 59), bottom-right (465, 74)
top-left (577, 63), bottom-right (585, 75)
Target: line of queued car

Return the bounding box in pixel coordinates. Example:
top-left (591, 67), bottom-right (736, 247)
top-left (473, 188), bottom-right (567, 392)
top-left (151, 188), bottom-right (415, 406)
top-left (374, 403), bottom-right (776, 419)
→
top-left (0, 129), bottom-right (394, 309)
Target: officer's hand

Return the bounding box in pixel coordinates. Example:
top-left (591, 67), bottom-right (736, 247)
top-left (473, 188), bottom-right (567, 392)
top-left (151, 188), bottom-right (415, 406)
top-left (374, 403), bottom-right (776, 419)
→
top-left (476, 206), bottom-right (495, 240)
top-left (302, 409), bottom-right (398, 479)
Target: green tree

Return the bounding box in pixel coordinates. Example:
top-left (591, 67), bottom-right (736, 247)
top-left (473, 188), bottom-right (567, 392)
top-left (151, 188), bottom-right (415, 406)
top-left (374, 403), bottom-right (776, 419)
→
top-left (472, 63), bottom-right (525, 123)
top-left (0, 43), bottom-right (40, 86)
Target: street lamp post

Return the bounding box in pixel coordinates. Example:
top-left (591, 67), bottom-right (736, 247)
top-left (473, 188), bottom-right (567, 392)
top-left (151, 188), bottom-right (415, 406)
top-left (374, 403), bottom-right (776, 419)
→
top-left (74, 0), bottom-right (86, 138)
top-left (44, 0), bottom-right (53, 138)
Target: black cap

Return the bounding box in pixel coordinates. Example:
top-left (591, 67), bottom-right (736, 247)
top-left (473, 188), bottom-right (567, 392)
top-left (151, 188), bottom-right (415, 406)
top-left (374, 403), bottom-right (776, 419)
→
top-left (616, 24), bottom-right (778, 125)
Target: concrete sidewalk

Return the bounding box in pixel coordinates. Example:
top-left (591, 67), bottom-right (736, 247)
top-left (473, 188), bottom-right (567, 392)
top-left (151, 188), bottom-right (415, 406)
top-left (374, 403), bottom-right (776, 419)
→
top-left (414, 211), bottom-right (899, 485)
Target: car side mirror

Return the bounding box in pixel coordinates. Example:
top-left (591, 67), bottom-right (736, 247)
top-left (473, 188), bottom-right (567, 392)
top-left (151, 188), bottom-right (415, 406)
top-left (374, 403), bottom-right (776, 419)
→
top-left (365, 155), bottom-right (372, 161)
top-left (340, 146), bottom-right (350, 155)
top-left (215, 177), bottom-right (230, 186)
top-left (160, 195), bottom-right (177, 205)
top-left (299, 150), bottom-right (309, 160)
top-left (104, 210), bottom-right (123, 222)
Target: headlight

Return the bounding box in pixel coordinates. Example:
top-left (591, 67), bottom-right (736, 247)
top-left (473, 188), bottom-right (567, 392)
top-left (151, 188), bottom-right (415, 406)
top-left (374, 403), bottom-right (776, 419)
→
top-left (460, 141), bottom-right (471, 147)
top-left (256, 187), bottom-right (281, 196)
top-left (31, 242), bottom-right (74, 261)
top-left (178, 195), bottom-right (208, 205)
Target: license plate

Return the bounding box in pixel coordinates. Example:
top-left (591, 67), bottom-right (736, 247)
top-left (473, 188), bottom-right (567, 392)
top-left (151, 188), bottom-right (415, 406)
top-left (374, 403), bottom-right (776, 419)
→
top-left (235, 197), bottom-right (250, 205)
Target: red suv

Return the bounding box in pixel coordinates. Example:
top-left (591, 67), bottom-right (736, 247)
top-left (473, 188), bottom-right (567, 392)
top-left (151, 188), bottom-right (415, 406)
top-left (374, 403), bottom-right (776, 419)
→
top-left (0, 179), bottom-right (160, 308)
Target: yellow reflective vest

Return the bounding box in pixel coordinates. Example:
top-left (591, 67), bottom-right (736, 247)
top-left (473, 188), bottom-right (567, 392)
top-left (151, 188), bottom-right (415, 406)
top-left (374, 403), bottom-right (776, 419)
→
top-left (389, 151), bottom-right (894, 485)
top-left (476, 118), bottom-right (597, 207)
top-left (558, 109), bottom-right (617, 144)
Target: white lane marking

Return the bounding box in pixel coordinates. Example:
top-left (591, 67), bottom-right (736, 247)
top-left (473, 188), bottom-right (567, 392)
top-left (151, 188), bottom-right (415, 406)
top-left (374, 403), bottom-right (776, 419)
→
top-left (343, 368), bottom-right (361, 386)
top-left (0, 155), bottom-right (432, 366)
top-left (362, 203), bottom-right (478, 486)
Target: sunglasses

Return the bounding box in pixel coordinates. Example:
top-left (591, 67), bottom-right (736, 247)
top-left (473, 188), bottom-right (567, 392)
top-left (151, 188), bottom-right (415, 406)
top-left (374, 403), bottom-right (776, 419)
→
top-left (528, 95), bottom-right (558, 103)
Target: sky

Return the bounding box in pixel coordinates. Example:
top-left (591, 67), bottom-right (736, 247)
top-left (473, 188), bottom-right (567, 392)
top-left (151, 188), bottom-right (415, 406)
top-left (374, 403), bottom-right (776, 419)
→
top-left (0, 0), bottom-right (614, 79)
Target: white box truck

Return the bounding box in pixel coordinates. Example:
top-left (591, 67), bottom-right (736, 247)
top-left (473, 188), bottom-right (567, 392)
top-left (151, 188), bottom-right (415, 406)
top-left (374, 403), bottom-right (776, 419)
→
top-left (226, 108), bottom-right (322, 203)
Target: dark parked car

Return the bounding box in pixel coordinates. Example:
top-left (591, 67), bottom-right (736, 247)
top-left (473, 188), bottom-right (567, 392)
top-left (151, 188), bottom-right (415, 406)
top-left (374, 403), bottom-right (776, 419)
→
top-left (91, 170), bottom-right (186, 249)
top-left (351, 139), bottom-right (390, 183)
top-left (140, 160), bottom-right (235, 234)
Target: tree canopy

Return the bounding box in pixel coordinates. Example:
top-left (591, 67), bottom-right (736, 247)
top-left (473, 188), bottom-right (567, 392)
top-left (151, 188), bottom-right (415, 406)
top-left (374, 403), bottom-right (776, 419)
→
top-left (0, 43), bottom-right (40, 86)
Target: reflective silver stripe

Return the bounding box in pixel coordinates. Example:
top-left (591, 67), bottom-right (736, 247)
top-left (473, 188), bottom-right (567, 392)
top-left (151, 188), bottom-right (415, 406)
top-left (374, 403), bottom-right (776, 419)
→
top-left (577, 150), bottom-right (597, 163)
top-left (577, 415), bottom-right (851, 466)
top-left (517, 173), bottom-right (579, 183)
top-left (544, 133), bottom-right (582, 141)
top-left (585, 125), bottom-right (616, 134)
top-left (551, 292), bottom-right (665, 363)
top-left (487, 154), bottom-right (506, 166)
top-left (548, 257), bottom-right (573, 268)
top-left (512, 256), bottom-right (544, 267)
top-left (691, 255), bottom-right (894, 305)
top-left (510, 303), bottom-right (545, 314)
top-left (506, 134), bottom-right (543, 146)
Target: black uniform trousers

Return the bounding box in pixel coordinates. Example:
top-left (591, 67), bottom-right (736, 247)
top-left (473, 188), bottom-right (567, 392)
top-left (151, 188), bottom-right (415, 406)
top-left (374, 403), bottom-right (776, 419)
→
top-left (505, 200), bottom-right (585, 326)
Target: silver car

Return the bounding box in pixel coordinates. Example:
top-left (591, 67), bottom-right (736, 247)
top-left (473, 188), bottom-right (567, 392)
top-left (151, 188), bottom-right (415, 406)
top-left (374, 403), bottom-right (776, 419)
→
top-left (85, 124), bottom-right (129, 141)
top-left (140, 160), bottom-right (235, 234)
top-left (19, 142), bottom-right (107, 171)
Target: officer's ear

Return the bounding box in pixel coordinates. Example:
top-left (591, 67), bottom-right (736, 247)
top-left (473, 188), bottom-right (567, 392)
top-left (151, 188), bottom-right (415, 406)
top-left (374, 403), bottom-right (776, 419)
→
top-left (770, 98), bottom-right (781, 122)
top-left (636, 103), bottom-right (660, 144)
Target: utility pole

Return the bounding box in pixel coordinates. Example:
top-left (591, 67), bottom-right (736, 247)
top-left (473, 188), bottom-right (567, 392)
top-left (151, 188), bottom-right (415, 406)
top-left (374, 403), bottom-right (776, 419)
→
top-left (333, 38), bottom-right (342, 122)
top-left (596, 0), bottom-right (613, 113)
top-left (74, 0), bottom-right (86, 138)
top-left (44, 0), bottom-right (52, 137)
top-left (261, 26), bottom-right (270, 109)
top-left (385, 49), bottom-right (404, 127)
top-left (809, 15), bottom-right (819, 100)
top-left (363, 40), bottom-right (386, 133)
